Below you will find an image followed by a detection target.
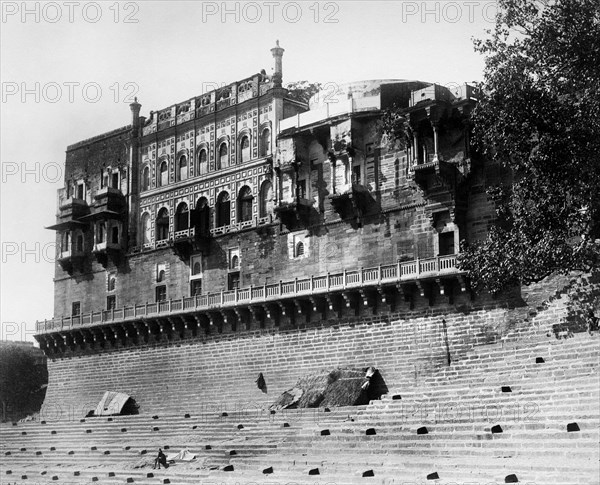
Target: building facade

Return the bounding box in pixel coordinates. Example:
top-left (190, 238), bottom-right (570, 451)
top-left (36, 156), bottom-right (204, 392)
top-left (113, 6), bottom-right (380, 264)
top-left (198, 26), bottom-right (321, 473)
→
top-left (35, 45), bottom-right (505, 416)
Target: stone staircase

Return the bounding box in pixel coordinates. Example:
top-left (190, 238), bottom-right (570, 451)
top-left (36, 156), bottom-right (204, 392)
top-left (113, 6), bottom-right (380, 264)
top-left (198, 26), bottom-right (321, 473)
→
top-left (1, 328), bottom-right (598, 484)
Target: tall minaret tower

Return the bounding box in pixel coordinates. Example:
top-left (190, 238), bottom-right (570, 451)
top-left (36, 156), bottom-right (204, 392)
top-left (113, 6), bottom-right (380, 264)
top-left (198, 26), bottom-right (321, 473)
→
top-left (271, 40), bottom-right (285, 88)
top-left (128, 97), bottom-right (142, 248)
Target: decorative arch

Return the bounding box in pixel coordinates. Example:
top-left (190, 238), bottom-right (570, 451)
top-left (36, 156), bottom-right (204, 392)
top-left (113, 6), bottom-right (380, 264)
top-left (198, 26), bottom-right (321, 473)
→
top-left (141, 165), bottom-right (151, 191)
top-left (75, 231), bottom-right (84, 252)
top-left (108, 274), bottom-right (116, 291)
top-left (157, 158), bottom-right (169, 187)
top-left (237, 185), bottom-right (253, 222)
top-left (217, 140), bottom-right (229, 170)
top-left (140, 211), bottom-right (152, 245)
top-left (156, 207), bottom-right (170, 240)
top-left (216, 191), bottom-right (231, 227)
top-left (176, 150), bottom-right (189, 181)
top-left (259, 122), bottom-right (272, 157)
top-left (259, 180), bottom-right (274, 218)
top-left (175, 201), bottom-right (189, 231)
top-left (237, 131), bottom-right (251, 164)
top-left (197, 144), bottom-right (209, 175)
top-left (193, 196), bottom-right (211, 236)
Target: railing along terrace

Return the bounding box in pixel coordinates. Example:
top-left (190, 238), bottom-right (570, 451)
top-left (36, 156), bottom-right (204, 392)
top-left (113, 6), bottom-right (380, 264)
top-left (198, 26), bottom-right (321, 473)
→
top-left (136, 216), bottom-right (273, 252)
top-left (37, 255), bottom-right (459, 334)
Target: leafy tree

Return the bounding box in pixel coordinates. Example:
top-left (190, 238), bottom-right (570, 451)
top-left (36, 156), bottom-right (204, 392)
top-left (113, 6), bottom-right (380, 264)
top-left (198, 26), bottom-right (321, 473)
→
top-left (457, 0), bottom-right (600, 294)
top-left (285, 81), bottom-right (322, 105)
top-left (0, 345), bottom-right (47, 421)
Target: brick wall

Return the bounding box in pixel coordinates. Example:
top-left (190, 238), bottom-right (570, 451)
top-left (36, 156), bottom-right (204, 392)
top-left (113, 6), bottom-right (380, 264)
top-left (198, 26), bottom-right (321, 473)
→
top-left (40, 294), bottom-right (548, 420)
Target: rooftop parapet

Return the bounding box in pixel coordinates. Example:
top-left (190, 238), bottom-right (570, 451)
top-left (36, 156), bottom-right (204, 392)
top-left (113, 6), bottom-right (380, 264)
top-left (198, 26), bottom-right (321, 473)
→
top-left (141, 72), bottom-right (275, 137)
top-left (279, 96), bottom-right (381, 133)
top-left (66, 125), bottom-right (132, 152)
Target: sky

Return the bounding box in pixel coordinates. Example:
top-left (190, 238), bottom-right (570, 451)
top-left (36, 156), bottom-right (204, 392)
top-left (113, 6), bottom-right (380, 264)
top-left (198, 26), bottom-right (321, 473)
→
top-left (0, 0), bottom-right (496, 342)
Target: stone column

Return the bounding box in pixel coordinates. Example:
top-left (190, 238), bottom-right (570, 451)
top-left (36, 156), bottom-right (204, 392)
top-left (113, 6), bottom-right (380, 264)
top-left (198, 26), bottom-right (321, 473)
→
top-left (329, 154), bottom-right (336, 194)
top-left (431, 121), bottom-right (440, 163)
top-left (413, 130), bottom-right (419, 165)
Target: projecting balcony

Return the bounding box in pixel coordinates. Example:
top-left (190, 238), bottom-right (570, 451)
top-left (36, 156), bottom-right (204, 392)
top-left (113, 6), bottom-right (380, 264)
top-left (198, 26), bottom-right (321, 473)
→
top-left (93, 241), bottom-right (121, 252)
top-left (57, 248), bottom-right (85, 273)
top-left (57, 190), bottom-right (89, 220)
top-left (36, 254), bottom-right (465, 335)
top-left (174, 227), bottom-right (195, 241)
top-left (93, 187), bottom-right (125, 213)
top-left (172, 227), bottom-right (205, 260)
top-left (273, 198), bottom-right (313, 228)
top-left (47, 188), bottom-right (90, 233)
top-left (410, 153), bottom-right (450, 188)
top-left (410, 154), bottom-right (471, 198)
top-left (92, 241), bottom-right (124, 267)
top-left (208, 216), bottom-right (272, 237)
top-left (329, 183), bottom-right (375, 222)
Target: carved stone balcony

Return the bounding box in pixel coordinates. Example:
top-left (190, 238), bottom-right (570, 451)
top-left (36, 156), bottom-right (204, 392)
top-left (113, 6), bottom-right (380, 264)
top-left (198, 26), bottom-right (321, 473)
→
top-left (47, 188), bottom-right (90, 233)
top-left (93, 187), bottom-right (126, 214)
top-left (172, 227), bottom-right (209, 260)
top-left (92, 241), bottom-right (124, 267)
top-left (329, 183), bottom-right (375, 223)
top-left (410, 155), bottom-right (449, 190)
top-left (273, 198), bottom-right (313, 228)
top-left (57, 248), bottom-right (85, 274)
top-left (58, 197), bottom-right (89, 219)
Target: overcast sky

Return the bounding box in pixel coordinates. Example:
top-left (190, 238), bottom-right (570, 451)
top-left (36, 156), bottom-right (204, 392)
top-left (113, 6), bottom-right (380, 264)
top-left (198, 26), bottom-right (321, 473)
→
top-left (0, 0), bottom-right (495, 342)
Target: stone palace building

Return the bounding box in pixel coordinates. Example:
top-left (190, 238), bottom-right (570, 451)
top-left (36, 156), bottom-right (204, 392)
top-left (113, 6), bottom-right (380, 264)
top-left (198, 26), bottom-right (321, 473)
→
top-left (38, 43), bottom-right (507, 414)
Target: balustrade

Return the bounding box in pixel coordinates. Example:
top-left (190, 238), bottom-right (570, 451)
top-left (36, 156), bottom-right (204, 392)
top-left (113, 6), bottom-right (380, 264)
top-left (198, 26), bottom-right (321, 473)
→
top-left (37, 255), bottom-right (461, 333)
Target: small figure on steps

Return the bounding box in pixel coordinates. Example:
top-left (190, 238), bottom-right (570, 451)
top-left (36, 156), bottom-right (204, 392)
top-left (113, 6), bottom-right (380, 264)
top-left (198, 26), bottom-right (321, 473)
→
top-left (153, 448), bottom-right (168, 469)
top-left (586, 308), bottom-right (598, 336)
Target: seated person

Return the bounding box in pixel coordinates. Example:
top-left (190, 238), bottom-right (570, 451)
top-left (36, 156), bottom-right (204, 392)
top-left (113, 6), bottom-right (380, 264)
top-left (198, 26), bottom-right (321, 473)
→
top-left (153, 448), bottom-right (168, 469)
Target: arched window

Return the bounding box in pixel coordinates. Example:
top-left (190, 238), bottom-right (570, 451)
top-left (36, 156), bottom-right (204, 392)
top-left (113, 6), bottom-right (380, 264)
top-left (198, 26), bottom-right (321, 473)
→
top-left (62, 232), bottom-right (70, 252)
top-left (259, 181), bottom-right (274, 218)
top-left (231, 255), bottom-right (239, 269)
top-left (97, 222), bottom-right (106, 243)
top-left (193, 197), bottom-right (210, 236)
top-left (111, 170), bottom-right (120, 189)
top-left (76, 233), bottom-right (84, 252)
top-left (142, 166), bottom-right (150, 191)
top-left (216, 191), bottom-right (230, 227)
top-left (260, 129), bottom-right (270, 157)
top-left (157, 269), bottom-right (166, 282)
top-left (141, 212), bottom-right (151, 244)
top-left (198, 149), bottom-right (208, 175)
top-left (237, 186), bottom-right (253, 222)
top-left (111, 226), bottom-right (119, 244)
top-left (193, 261), bottom-right (201, 275)
top-left (158, 161), bottom-right (168, 187)
top-left (218, 143), bottom-right (228, 170)
top-left (240, 135), bottom-right (250, 163)
top-left (156, 208), bottom-right (169, 240)
top-left (177, 155), bottom-right (188, 181)
top-left (295, 241), bottom-right (305, 257)
top-left (175, 202), bottom-right (189, 231)
top-left (108, 275), bottom-right (116, 292)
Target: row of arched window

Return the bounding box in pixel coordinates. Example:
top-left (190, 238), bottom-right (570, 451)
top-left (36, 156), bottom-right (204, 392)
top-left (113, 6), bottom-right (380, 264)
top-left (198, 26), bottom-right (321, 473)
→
top-left (141, 129), bottom-right (271, 192)
top-left (140, 182), bottom-right (274, 245)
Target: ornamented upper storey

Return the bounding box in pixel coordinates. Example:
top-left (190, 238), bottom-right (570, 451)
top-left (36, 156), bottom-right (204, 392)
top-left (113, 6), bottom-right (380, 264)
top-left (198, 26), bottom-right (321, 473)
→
top-left (140, 72), bottom-right (276, 138)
